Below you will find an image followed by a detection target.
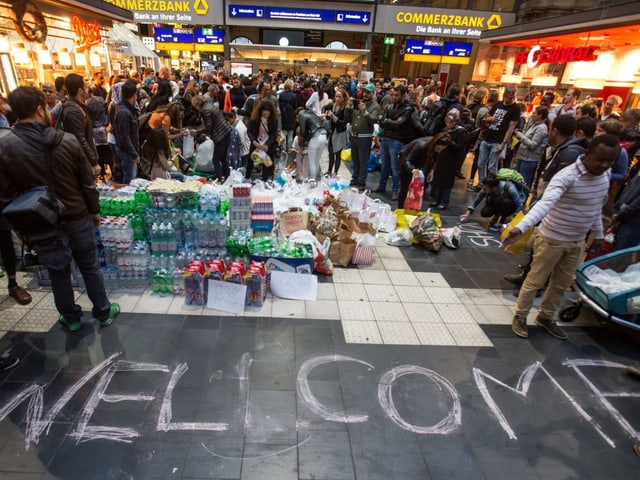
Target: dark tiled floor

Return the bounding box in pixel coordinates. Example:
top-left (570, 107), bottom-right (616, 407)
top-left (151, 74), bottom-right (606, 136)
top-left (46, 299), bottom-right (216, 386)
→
top-left (1, 314), bottom-right (640, 479)
top-left (1, 165), bottom-right (640, 479)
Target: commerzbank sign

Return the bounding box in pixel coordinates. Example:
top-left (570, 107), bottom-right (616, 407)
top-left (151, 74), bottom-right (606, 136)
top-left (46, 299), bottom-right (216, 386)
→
top-left (103, 0), bottom-right (224, 25)
top-left (375, 5), bottom-right (515, 39)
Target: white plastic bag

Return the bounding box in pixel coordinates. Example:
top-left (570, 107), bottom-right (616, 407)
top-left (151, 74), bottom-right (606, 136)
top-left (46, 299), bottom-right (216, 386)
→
top-left (440, 227), bottom-right (462, 249)
top-left (375, 205), bottom-right (397, 233)
top-left (182, 134), bottom-right (195, 159)
top-left (195, 138), bottom-right (214, 169)
top-left (384, 228), bottom-right (413, 246)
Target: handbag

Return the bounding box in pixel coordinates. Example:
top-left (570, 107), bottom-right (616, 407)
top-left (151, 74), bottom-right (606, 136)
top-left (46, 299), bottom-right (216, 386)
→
top-left (3, 129), bottom-right (64, 235)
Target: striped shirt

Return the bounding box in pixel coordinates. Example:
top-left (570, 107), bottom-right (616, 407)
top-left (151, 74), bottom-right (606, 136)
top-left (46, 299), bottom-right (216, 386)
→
top-left (517, 157), bottom-right (610, 241)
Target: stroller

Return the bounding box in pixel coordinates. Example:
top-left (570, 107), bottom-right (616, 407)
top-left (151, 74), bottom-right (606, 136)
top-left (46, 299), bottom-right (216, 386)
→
top-left (560, 246), bottom-right (640, 330)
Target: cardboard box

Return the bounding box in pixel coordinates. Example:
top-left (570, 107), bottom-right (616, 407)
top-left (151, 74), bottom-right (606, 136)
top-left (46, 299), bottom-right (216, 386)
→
top-left (249, 255), bottom-right (313, 274)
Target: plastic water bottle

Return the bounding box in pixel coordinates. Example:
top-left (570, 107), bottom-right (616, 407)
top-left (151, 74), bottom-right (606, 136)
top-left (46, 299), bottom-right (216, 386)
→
top-left (173, 267), bottom-right (185, 295)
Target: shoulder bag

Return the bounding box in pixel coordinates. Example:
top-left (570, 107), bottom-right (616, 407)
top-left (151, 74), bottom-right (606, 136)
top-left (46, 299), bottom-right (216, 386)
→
top-left (2, 130), bottom-right (65, 235)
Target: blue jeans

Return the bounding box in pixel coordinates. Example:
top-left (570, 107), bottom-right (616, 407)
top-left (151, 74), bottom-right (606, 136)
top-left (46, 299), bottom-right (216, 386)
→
top-left (32, 217), bottom-right (111, 322)
top-left (477, 140), bottom-right (501, 185)
top-left (515, 160), bottom-right (537, 188)
top-left (350, 136), bottom-right (373, 186)
top-left (432, 186), bottom-right (452, 207)
top-left (615, 223), bottom-right (640, 251)
top-left (117, 147), bottom-right (138, 184)
top-left (378, 138), bottom-right (404, 193)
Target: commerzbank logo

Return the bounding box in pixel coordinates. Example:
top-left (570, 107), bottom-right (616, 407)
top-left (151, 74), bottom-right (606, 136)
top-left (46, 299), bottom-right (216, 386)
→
top-left (105, 0), bottom-right (208, 16)
top-left (104, 0), bottom-right (216, 24)
top-left (194, 0), bottom-right (208, 15)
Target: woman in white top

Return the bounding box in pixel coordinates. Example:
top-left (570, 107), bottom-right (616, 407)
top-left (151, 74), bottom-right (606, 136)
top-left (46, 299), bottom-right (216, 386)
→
top-left (305, 81), bottom-right (329, 116)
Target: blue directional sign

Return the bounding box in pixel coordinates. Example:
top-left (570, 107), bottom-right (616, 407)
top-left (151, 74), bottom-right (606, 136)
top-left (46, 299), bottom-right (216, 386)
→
top-left (266, 7), bottom-right (334, 22)
top-left (405, 39), bottom-right (443, 55)
top-left (228, 5), bottom-right (264, 19)
top-left (336, 10), bottom-right (370, 24)
top-left (154, 28), bottom-right (194, 44)
top-left (443, 42), bottom-right (473, 57)
top-left (194, 28), bottom-right (224, 44)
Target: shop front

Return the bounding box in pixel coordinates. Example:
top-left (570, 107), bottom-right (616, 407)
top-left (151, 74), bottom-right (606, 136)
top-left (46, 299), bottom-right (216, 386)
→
top-left (477, 1), bottom-right (640, 108)
top-left (0, 0), bottom-right (132, 96)
top-left (106, 0), bottom-right (226, 71)
top-left (373, 5), bottom-right (515, 88)
top-left (224, 0), bottom-right (374, 78)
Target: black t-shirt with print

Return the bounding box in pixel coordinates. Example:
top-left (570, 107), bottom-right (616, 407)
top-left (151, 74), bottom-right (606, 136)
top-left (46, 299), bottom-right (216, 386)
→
top-left (483, 102), bottom-right (521, 144)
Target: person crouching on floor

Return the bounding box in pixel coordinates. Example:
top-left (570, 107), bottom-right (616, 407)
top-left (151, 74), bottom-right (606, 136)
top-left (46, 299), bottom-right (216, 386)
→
top-left (459, 172), bottom-right (526, 232)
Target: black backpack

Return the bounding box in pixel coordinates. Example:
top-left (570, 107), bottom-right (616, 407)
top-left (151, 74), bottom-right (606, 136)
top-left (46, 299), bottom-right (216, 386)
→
top-left (421, 100), bottom-right (449, 136)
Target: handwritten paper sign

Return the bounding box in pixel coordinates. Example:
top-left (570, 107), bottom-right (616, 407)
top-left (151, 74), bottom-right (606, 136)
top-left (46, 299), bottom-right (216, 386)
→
top-left (270, 271), bottom-right (318, 301)
top-left (207, 280), bottom-right (247, 315)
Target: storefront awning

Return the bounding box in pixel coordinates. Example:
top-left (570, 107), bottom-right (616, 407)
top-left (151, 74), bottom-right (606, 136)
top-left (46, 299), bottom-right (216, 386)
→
top-left (108, 23), bottom-right (159, 60)
top-left (480, 1), bottom-right (640, 45)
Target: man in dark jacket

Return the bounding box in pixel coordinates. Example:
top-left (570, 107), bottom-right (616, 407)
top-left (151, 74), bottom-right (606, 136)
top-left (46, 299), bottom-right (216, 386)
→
top-left (374, 85), bottom-right (417, 200)
top-left (194, 95), bottom-right (233, 179)
top-left (114, 80), bottom-right (140, 184)
top-left (0, 86), bottom-right (119, 332)
top-left (62, 73), bottom-right (100, 176)
top-left (278, 79), bottom-right (300, 153)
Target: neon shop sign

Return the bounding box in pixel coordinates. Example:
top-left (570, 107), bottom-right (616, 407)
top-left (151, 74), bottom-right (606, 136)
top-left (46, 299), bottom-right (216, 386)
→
top-left (515, 45), bottom-right (599, 68)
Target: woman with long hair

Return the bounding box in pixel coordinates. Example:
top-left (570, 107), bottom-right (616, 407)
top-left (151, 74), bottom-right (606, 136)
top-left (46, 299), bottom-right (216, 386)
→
top-left (325, 87), bottom-right (351, 176)
top-left (181, 80), bottom-right (201, 127)
top-left (429, 109), bottom-right (467, 210)
top-left (146, 80), bottom-right (172, 112)
top-left (247, 100), bottom-right (278, 181)
top-left (305, 81), bottom-right (329, 116)
top-left (397, 132), bottom-right (451, 209)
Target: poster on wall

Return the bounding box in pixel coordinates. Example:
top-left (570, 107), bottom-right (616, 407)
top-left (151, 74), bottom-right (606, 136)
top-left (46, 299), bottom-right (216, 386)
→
top-left (487, 60), bottom-right (505, 84)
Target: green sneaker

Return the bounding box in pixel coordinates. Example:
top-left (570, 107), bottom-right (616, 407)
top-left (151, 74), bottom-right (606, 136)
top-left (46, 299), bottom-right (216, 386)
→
top-left (99, 303), bottom-right (120, 327)
top-left (59, 315), bottom-right (81, 332)
top-left (0, 266), bottom-right (4, 278)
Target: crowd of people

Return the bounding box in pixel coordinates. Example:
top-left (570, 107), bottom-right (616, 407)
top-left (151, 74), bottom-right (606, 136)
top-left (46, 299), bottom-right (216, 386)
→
top-left (0, 66), bottom-right (639, 356)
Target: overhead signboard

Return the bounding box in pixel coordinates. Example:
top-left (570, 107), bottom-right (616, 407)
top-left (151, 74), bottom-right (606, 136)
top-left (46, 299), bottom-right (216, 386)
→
top-left (227, 1), bottom-right (373, 32)
top-left (154, 27), bottom-right (194, 44)
top-left (403, 39), bottom-right (473, 65)
top-left (228, 5), bottom-right (264, 18)
top-left (103, 0), bottom-right (224, 25)
top-left (266, 7), bottom-right (334, 22)
top-left (375, 5), bottom-right (515, 39)
top-left (194, 28), bottom-right (224, 44)
top-left (194, 28), bottom-right (224, 53)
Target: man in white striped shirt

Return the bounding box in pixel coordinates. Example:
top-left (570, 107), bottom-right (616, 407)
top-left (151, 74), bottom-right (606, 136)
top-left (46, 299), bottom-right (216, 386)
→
top-left (502, 134), bottom-right (620, 340)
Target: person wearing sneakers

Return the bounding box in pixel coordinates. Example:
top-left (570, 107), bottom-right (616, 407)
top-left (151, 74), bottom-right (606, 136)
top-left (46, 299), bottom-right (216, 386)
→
top-left (0, 86), bottom-right (119, 332)
top-left (501, 134), bottom-right (619, 340)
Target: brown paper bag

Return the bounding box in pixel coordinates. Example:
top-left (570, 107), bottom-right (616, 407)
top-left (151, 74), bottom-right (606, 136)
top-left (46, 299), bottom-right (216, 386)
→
top-left (279, 209), bottom-right (309, 236)
top-left (329, 238), bottom-right (357, 267)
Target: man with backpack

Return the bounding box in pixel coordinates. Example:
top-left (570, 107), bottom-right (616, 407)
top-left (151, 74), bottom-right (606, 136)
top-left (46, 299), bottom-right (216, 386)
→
top-left (469, 86), bottom-right (520, 192)
top-left (421, 83), bottom-right (465, 138)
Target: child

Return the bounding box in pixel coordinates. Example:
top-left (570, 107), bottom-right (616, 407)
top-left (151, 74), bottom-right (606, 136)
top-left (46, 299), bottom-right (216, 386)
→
top-left (224, 111), bottom-right (250, 174)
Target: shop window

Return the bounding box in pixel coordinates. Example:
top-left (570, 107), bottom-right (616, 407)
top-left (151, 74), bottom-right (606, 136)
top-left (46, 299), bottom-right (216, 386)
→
top-left (231, 36), bottom-right (253, 45)
top-left (326, 41), bottom-right (348, 50)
